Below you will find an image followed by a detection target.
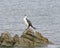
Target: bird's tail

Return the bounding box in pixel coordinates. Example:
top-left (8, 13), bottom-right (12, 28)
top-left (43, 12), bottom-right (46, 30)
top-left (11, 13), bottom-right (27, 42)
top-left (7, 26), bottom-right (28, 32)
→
top-left (31, 25), bottom-right (36, 29)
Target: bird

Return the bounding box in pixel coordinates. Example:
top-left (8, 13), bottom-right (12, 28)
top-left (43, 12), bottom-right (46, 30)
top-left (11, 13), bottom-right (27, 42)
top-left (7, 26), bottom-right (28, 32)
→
top-left (24, 15), bottom-right (36, 30)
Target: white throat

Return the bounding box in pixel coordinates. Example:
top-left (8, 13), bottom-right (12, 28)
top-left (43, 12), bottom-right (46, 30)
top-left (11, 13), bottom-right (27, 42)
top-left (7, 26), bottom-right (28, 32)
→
top-left (24, 16), bottom-right (28, 26)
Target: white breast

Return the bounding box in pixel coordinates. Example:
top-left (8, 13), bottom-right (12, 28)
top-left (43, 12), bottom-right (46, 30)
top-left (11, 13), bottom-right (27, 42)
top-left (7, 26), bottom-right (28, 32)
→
top-left (24, 17), bottom-right (28, 26)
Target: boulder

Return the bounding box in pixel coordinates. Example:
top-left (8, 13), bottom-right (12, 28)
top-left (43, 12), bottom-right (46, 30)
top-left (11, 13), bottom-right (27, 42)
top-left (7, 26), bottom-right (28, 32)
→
top-left (21, 29), bottom-right (53, 46)
top-left (1, 32), bottom-right (13, 46)
top-left (13, 34), bottom-right (20, 46)
top-left (0, 29), bottom-right (53, 46)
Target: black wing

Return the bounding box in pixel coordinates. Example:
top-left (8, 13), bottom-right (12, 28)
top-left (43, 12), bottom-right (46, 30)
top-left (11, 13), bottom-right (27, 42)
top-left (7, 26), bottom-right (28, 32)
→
top-left (26, 18), bottom-right (32, 26)
top-left (26, 18), bottom-right (36, 29)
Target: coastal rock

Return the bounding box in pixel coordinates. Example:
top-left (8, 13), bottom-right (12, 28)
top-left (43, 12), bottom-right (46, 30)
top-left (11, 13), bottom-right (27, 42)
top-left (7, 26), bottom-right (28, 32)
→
top-left (21, 29), bottom-right (53, 46)
top-left (1, 32), bottom-right (13, 46)
top-left (13, 34), bottom-right (20, 46)
top-left (0, 29), bottom-right (53, 46)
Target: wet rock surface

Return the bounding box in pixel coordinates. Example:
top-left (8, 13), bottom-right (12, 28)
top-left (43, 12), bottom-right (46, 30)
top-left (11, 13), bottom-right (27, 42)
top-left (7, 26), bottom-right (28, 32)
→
top-left (0, 29), bottom-right (53, 46)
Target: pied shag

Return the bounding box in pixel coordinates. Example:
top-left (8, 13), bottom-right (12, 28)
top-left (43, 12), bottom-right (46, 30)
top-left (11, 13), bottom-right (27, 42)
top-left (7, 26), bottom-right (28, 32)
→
top-left (24, 15), bottom-right (36, 29)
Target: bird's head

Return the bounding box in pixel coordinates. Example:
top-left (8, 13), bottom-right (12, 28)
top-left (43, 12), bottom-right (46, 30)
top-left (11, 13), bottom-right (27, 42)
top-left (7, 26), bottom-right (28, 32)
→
top-left (24, 15), bottom-right (28, 19)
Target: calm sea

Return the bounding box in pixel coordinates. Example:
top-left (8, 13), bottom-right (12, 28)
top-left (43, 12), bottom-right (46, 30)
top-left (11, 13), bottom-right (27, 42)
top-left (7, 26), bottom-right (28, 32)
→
top-left (0, 0), bottom-right (60, 48)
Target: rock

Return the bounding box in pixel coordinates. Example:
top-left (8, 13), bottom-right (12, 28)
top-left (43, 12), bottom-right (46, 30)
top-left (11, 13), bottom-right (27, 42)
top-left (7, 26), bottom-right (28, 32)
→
top-left (1, 32), bottom-right (13, 46)
top-left (0, 33), bottom-right (4, 45)
top-left (19, 38), bottom-right (33, 46)
top-left (21, 29), bottom-right (53, 46)
top-left (13, 34), bottom-right (20, 46)
top-left (0, 29), bottom-right (53, 46)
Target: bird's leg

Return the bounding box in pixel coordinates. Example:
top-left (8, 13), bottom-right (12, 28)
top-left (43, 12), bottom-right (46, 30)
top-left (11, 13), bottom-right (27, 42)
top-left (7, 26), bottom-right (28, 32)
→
top-left (26, 25), bottom-right (30, 30)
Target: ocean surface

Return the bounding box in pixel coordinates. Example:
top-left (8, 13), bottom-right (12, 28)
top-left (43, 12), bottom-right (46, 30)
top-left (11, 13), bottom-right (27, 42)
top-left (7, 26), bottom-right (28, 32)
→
top-left (0, 45), bottom-right (60, 48)
top-left (0, 0), bottom-right (60, 48)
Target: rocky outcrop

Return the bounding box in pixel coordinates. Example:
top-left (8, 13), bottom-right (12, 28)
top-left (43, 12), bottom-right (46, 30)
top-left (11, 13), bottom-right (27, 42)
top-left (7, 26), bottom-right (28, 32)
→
top-left (21, 29), bottom-right (53, 46)
top-left (1, 32), bottom-right (13, 46)
top-left (0, 29), bottom-right (53, 46)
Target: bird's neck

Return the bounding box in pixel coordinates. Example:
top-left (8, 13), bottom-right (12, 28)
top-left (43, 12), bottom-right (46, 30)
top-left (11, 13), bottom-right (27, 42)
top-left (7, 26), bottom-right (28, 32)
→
top-left (24, 17), bottom-right (26, 21)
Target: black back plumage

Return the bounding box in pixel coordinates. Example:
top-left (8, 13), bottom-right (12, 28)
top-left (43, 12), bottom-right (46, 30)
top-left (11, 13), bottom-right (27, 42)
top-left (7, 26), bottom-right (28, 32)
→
top-left (26, 18), bottom-right (36, 29)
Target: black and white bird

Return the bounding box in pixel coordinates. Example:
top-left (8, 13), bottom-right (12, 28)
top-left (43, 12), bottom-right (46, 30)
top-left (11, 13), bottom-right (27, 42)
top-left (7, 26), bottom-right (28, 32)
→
top-left (24, 15), bottom-right (36, 30)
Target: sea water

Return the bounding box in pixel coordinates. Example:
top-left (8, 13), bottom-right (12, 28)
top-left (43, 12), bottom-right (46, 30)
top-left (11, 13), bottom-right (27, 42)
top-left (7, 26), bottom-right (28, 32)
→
top-left (0, 0), bottom-right (60, 48)
top-left (0, 45), bottom-right (60, 48)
